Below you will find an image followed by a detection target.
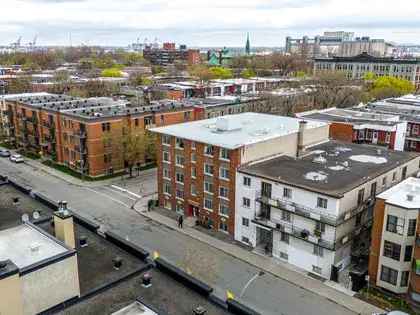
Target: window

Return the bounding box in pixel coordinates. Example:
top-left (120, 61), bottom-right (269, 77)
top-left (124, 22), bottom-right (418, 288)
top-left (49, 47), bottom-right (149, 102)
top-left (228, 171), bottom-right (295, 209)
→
top-left (101, 122), bottom-right (111, 132)
top-left (176, 204), bottom-right (184, 214)
top-left (382, 176), bottom-right (387, 187)
top-left (163, 168), bottom-right (170, 179)
top-left (219, 187), bottom-right (229, 199)
top-left (243, 176), bottom-right (251, 187)
top-left (316, 221), bottom-right (326, 233)
top-left (175, 137), bottom-right (184, 149)
top-left (312, 266), bottom-right (322, 274)
top-left (191, 152), bottom-right (196, 163)
top-left (380, 265), bottom-right (398, 285)
top-left (392, 172), bottom-right (397, 182)
top-left (191, 184), bottom-right (197, 196)
top-left (281, 232), bottom-right (289, 244)
top-left (357, 188), bottom-right (365, 205)
top-left (283, 188), bottom-right (292, 199)
top-left (401, 271), bottom-right (409, 287)
top-left (243, 197), bottom-right (251, 208)
top-left (191, 142), bottom-right (196, 150)
top-left (317, 197), bottom-right (328, 209)
top-left (402, 166), bottom-right (407, 180)
top-left (204, 181), bottom-right (213, 194)
top-left (176, 189), bottom-right (184, 200)
top-left (408, 219), bottom-right (417, 236)
top-left (242, 236), bottom-right (249, 243)
top-left (176, 155), bottom-right (185, 166)
top-left (191, 167), bottom-right (197, 178)
top-left (163, 151), bottom-right (170, 163)
top-left (134, 118), bottom-right (139, 127)
top-left (242, 217), bottom-right (249, 227)
top-left (219, 221), bottom-right (228, 232)
top-left (313, 245), bottom-right (324, 257)
top-left (280, 252), bottom-right (288, 260)
top-left (204, 198), bottom-right (213, 210)
top-left (219, 167), bottom-right (229, 180)
top-left (220, 148), bottom-right (229, 160)
top-left (383, 241), bottom-right (401, 261)
top-left (282, 211), bottom-right (291, 222)
top-left (162, 135), bottom-right (171, 145)
top-left (204, 163), bottom-right (214, 176)
top-left (386, 215), bottom-right (404, 235)
top-left (219, 204), bottom-right (229, 216)
top-left (176, 172), bottom-right (184, 184)
top-left (405, 245), bottom-right (413, 262)
top-left (204, 145), bottom-right (214, 156)
top-left (261, 182), bottom-right (272, 198)
top-left (164, 183), bottom-right (171, 195)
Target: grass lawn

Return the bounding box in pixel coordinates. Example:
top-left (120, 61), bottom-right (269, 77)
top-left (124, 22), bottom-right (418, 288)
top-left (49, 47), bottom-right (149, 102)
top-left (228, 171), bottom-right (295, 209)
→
top-left (357, 287), bottom-right (415, 314)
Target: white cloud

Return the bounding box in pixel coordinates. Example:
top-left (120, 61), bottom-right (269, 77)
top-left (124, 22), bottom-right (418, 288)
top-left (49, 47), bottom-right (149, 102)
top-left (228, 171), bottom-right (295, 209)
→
top-left (2, 0), bottom-right (420, 46)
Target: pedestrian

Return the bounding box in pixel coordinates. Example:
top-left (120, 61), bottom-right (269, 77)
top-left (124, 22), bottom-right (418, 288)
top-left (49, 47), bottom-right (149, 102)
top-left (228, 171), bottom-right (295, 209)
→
top-left (178, 215), bottom-right (183, 228)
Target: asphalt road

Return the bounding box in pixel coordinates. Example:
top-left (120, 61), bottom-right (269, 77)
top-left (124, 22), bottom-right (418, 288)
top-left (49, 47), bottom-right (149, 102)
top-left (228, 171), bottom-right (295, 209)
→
top-left (0, 158), bottom-right (355, 315)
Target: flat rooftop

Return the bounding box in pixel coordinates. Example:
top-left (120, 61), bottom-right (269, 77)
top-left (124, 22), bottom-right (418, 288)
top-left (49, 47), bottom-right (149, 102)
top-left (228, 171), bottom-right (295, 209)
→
top-left (151, 112), bottom-right (327, 149)
top-left (240, 140), bottom-right (419, 198)
top-left (0, 224), bottom-right (69, 269)
top-left (378, 177), bottom-right (420, 209)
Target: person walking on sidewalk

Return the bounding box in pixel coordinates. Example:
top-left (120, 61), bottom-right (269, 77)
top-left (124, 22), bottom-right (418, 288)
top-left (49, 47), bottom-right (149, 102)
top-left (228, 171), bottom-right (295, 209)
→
top-left (178, 215), bottom-right (184, 228)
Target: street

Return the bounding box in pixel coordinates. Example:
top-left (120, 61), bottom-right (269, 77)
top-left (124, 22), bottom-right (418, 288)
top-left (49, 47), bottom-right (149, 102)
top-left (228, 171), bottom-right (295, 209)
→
top-left (0, 157), bottom-right (356, 315)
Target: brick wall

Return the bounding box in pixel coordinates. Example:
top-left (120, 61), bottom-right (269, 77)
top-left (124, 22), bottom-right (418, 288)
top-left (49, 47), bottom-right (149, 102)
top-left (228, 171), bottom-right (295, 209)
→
top-left (368, 198), bottom-right (385, 286)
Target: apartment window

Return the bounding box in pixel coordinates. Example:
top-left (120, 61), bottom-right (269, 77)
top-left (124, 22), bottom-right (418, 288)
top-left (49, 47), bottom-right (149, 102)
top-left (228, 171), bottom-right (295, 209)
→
top-left (134, 118), bottom-right (139, 127)
top-left (219, 221), bottom-right (228, 232)
top-left (191, 152), bottom-right (196, 163)
top-left (242, 236), bottom-right (249, 243)
top-left (383, 241), bottom-right (401, 261)
top-left (191, 183), bottom-right (197, 196)
top-left (163, 168), bottom-right (170, 179)
top-left (219, 204), bottom-right (229, 216)
top-left (204, 181), bottom-right (213, 194)
top-left (402, 166), bottom-right (407, 180)
top-left (164, 200), bottom-right (171, 210)
top-left (283, 188), bottom-right (292, 199)
top-left (380, 265), bottom-right (398, 286)
top-left (313, 245), bottom-right (324, 257)
top-left (164, 183), bottom-right (171, 195)
top-left (243, 177), bottom-right (251, 187)
top-left (219, 167), bottom-right (229, 180)
top-left (405, 245), bottom-right (413, 262)
top-left (176, 189), bottom-right (184, 200)
top-left (392, 172), bottom-right (397, 182)
top-left (243, 197), bottom-right (251, 208)
top-left (204, 145), bottom-right (214, 156)
top-left (220, 148), bottom-right (229, 160)
top-left (184, 111), bottom-right (190, 120)
top-left (280, 252), bottom-right (289, 260)
top-left (316, 221), bottom-right (326, 233)
top-left (386, 215), bottom-right (404, 235)
top-left (204, 198), bottom-right (213, 210)
top-left (242, 217), bottom-right (249, 227)
top-left (191, 141), bottom-right (196, 150)
top-left (282, 211), bottom-right (291, 222)
top-left (357, 188), bottom-right (365, 205)
top-left (175, 137), bottom-right (184, 149)
top-left (382, 176), bottom-right (387, 187)
top-left (401, 271), bottom-right (409, 287)
top-left (281, 232), bottom-right (289, 244)
top-left (317, 197), bottom-right (328, 209)
top-left (191, 167), bottom-right (197, 178)
top-left (176, 155), bottom-right (185, 167)
top-left (219, 187), bottom-right (229, 199)
top-left (162, 135), bottom-right (171, 145)
top-left (408, 219), bottom-right (417, 236)
top-left (204, 163), bottom-right (214, 176)
top-left (176, 204), bottom-right (184, 214)
top-left (101, 122), bottom-right (111, 132)
top-left (176, 172), bottom-right (184, 184)
top-left (163, 151), bottom-right (170, 163)
top-left (312, 266), bottom-right (322, 274)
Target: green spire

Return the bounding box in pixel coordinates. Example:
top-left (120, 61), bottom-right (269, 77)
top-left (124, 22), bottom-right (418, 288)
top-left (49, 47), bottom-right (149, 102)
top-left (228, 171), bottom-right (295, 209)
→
top-left (245, 32), bottom-right (251, 55)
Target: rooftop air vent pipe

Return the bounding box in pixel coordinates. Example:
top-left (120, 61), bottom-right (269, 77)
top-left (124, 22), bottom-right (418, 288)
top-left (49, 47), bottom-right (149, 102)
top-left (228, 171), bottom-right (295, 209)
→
top-left (407, 194), bottom-right (414, 202)
top-left (193, 306), bottom-right (207, 315)
top-left (113, 257), bottom-right (122, 270)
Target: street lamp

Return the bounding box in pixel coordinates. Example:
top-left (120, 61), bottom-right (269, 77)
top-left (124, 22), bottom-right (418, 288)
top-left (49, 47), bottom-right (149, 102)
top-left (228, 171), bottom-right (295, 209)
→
top-left (239, 271), bottom-right (265, 298)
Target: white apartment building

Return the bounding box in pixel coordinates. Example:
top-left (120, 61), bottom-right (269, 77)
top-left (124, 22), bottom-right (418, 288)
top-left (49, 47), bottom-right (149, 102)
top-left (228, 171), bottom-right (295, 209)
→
top-left (235, 140), bottom-right (420, 280)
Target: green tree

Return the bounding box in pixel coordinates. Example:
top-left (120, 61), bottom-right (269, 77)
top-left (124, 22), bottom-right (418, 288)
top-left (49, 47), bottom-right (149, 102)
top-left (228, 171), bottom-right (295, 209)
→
top-left (151, 65), bottom-right (165, 75)
top-left (209, 66), bottom-right (233, 79)
top-left (101, 68), bottom-right (123, 77)
top-left (363, 72), bottom-right (377, 81)
top-left (369, 76), bottom-right (415, 99)
top-left (240, 68), bottom-right (256, 79)
top-left (188, 64), bottom-right (215, 83)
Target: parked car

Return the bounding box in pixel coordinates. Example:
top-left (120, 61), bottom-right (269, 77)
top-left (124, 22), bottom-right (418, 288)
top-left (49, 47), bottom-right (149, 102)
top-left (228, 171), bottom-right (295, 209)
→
top-left (9, 154), bottom-right (24, 163)
top-left (0, 149), bottom-right (10, 157)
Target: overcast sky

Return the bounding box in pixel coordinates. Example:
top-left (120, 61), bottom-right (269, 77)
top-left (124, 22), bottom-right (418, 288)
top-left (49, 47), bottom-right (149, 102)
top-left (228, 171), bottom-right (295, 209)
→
top-left (2, 0), bottom-right (420, 47)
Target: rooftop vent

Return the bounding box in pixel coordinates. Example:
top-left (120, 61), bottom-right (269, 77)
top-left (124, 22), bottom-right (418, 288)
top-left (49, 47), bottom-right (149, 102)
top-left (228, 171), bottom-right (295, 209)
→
top-left (215, 117), bottom-right (241, 132)
top-left (79, 236), bottom-right (88, 248)
top-left (407, 194), bottom-right (414, 202)
top-left (141, 272), bottom-right (152, 288)
top-left (376, 149), bottom-right (382, 155)
top-left (13, 197), bottom-right (19, 205)
top-left (113, 256), bottom-right (122, 270)
top-left (30, 243), bottom-right (40, 253)
top-left (313, 155), bottom-right (327, 164)
top-left (193, 306), bottom-right (207, 315)
top-left (0, 261), bottom-right (8, 270)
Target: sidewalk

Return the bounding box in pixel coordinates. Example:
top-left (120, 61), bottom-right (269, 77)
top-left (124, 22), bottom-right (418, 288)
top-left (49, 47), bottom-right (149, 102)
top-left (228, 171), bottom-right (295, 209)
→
top-left (137, 207), bottom-right (383, 315)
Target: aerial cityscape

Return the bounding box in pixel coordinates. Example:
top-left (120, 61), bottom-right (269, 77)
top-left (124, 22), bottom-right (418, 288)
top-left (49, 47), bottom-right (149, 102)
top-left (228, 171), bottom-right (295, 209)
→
top-left (2, 1), bottom-right (420, 315)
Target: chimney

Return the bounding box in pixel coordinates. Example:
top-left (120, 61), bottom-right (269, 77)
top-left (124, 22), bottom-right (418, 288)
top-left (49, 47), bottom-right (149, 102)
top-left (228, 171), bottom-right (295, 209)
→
top-left (297, 120), bottom-right (308, 157)
top-left (0, 260), bottom-right (24, 315)
top-left (53, 201), bottom-right (76, 249)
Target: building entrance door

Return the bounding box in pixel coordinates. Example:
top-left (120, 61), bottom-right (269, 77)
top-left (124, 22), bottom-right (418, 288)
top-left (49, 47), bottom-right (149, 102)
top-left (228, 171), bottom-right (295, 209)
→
top-left (256, 226), bottom-right (273, 256)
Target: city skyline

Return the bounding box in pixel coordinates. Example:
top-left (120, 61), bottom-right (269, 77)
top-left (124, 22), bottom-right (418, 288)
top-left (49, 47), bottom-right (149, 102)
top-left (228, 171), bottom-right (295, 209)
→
top-left (2, 0), bottom-right (420, 47)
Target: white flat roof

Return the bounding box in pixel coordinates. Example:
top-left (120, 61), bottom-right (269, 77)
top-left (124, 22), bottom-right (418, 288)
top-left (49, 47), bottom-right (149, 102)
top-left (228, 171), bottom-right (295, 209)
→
top-left (151, 112), bottom-right (327, 149)
top-left (378, 177), bottom-right (420, 209)
top-left (112, 302), bottom-right (157, 315)
top-left (0, 224), bottom-right (69, 269)
top-left (0, 92), bottom-right (52, 100)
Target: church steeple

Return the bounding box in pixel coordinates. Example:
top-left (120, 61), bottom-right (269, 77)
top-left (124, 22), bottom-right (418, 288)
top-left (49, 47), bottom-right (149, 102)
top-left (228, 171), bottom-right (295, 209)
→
top-left (245, 33), bottom-right (251, 55)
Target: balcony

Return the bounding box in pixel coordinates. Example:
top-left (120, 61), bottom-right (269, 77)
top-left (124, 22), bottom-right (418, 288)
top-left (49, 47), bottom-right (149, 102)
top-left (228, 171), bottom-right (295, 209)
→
top-left (74, 130), bottom-right (87, 138)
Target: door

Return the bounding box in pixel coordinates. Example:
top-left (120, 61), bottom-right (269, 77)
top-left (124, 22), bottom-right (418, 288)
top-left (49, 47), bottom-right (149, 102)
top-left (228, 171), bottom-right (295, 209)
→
top-left (372, 131), bottom-right (378, 144)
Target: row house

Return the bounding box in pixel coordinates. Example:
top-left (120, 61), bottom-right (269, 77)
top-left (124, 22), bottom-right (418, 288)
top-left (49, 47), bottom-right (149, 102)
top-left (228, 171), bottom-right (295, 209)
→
top-left (297, 107), bottom-right (407, 151)
top-left (151, 113), bottom-right (329, 236)
top-left (235, 140), bottom-right (420, 280)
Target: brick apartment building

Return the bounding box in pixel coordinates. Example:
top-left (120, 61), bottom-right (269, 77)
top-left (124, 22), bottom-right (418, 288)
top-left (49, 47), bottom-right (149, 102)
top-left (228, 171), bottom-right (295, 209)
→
top-left (297, 107), bottom-right (407, 151)
top-left (151, 113), bottom-right (329, 236)
top-left (143, 43), bottom-right (200, 66)
top-left (369, 177), bottom-right (420, 308)
top-left (2, 93), bottom-right (196, 177)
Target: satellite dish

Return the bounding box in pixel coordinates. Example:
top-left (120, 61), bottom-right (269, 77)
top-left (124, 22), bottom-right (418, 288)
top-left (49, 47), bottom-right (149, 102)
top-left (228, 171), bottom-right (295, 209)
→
top-left (21, 214), bottom-right (29, 223)
top-left (32, 211), bottom-right (40, 220)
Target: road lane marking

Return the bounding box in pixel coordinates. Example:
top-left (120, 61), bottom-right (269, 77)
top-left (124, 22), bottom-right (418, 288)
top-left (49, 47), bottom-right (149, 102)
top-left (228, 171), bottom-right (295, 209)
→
top-left (110, 185), bottom-right (142, 199)
top-left (102, 186), bottom-right (137, 201)
top-left (84, 187), bottom-right (131, 208)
